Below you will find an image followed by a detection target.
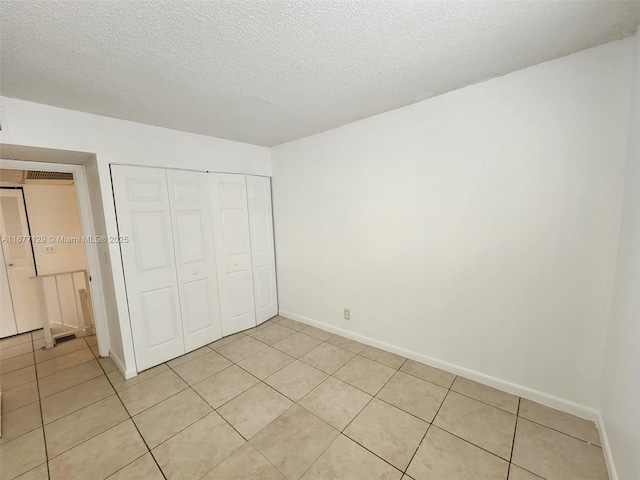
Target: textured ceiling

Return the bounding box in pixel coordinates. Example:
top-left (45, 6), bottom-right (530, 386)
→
top-left (1, 1), bottom-right (639, 147)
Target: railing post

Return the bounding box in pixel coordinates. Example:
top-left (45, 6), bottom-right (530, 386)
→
top-left (36, 277), bottom-right (55, 349)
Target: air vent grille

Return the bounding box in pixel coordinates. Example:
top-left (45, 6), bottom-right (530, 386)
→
top-left (26, 171), bottom-right (73, 181)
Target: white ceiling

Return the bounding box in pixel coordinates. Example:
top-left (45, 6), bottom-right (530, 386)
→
top-left (2, 1), bottom-right (639, 147)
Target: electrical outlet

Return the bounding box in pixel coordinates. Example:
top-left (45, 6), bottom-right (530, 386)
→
top-left (43, 244), bottom-right (55, 254)
top-left (344, 308), bottom-right (350, 321)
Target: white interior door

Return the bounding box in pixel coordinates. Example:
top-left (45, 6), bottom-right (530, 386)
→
top-left (167, 170), bottom-right (222, 351)
top-left (0, 189), bottom-right (41, 334)
top-left (210, 174), bottom-right (256, 335)
top-left (111, 166), bottom-right (184, 371)
top-left (0, 245), bottom-right (18, 338)
top-left (246, 176), bottom-right (278, 324)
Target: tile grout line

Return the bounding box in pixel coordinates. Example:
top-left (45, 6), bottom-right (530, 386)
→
top-left (30, 332), bottom-right (52, 480)
top-left (507, 397), bottom-right (522, 479)
top-left (97, 347), bottom-right (169, 480)
top-left (402, 373), bottom-right (457, 476)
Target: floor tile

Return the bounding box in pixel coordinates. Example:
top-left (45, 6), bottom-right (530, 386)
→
top-left (202, 442), bottom-right (286, 480)
top-left (2, 381), bottom-right (39, 413)
top-left (41, 375), bottom-right (114, 424)
top-left (38, 359), bottom-right (103, 398)
top-left (451, 377), bottom-right (519, 414)
top-left (48, 420), bottom-right (147, 480)
top-left (1, 365), bottom-right (36, 390)
top-left (1, 351), bottom-right (34, 374)
top-left (0, 341), bottom-right (33, 361)
top-left (209, 332), bottom-right (245, 350)
top-left (301, 343), bottom-right (355, 374)
top-left (89, 344), bottom-right (100, 358)
top-left (171, 350), bottom-right (231, 385)
top-left (400, 359), bottom-right (456, 388)
top-left (377, 371), bottom-right (448, 422)
top-left (274, 316), bottom-right (306, 331)
top-left (35, 348), bottom-right (94, 378)
top-left (273, 332), bottom-right (323, 358)
top-left (107, 363), bottom-right (168, 392)
top-left (118, 369), bottom-right (188, 416)
top-left (434, 391), bottom-right (516, 459)
top-left (518, 399), bottom-right (600, 445)
top-left (0, 428), bottom-right (47, 480)
top-left (85, 335), bottom-right (98, 346)
top-left (302, 434), bottom-right (402, 480)
top-left (407, 426), bottom-right (509, 480)
top-left (265, 360), bottom-right (328, 401)
top-left (344, 398), bottom-right (428, 470)
top-left (34, 337), bottom-right (87, 363)
top-left (166, 346), bottom-right (211, 368)
top-left (0, 401), bottom-right (42, 444)
top-left (152, 412), bottom-right (245, 480)
top-left (97, 356), bottom-right (118, 373)
top-left (251, 404), bottom-right (339, 480)
top-left (249, 324), bottom-right (296, 345)
top-left (133, 388), bottom-right (212, 448)
top-left (511, 418), bottom-right (608, 480)
top-left (44, 394), bottom-right (128, 458)
top-left (0, 332), bottom-right (33, 350)
top-left (327, 335), bottom-right (367, 353)
top-left (300, 325), bottom-right (333, 341)
top-left (509, 465), bottom-right (543, 479)
top-left (192, 364), bottom-right (259, 408)
top-left (14, 463), bottom-right (48, 480)
top-left (359, 346), bottom-right (406, 369)
top-left (107, 453), bottom-right (164, 480)
top-left (237, 346), bottom-right (295, 379)
top-left (218, 382), bottom-right (293, 439)
top-left (217, 335), bottom-right (268, 363)
top-left (299, 377), bottom-right (371, 430)
top-left (334, 355), bottom-right (395, 395)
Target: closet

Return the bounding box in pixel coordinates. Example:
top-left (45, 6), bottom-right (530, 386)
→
top-left (111, 166), bottom-right (277, 371)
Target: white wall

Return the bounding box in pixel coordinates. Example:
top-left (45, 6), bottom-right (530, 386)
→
top-left (23, 183), bottom-right (88, 329)
top-left (600, 32), bottom-right (640, 480)
top-left (271, 38), bottom-right (635, 413)
top-left (24, 183), bottom-right (86, 275)
top-left (0, 99), bottom-right (270, 377)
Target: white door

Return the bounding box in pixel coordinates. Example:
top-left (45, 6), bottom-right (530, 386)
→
top-left (0, 189), bottom-right (41, 334)
top-left (111, 166), bottom-right (184, 370)
top-left (167, 170), bottom-right (222, 351)
top-left (0, 245), bottom-right (18, 337)
top-left (246, 176), bottom-right (278, 324)
top-left (210, 174), bottom-right (256, 335)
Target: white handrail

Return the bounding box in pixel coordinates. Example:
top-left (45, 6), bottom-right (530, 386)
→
top-left (33, 269), bottom-right (94, 349)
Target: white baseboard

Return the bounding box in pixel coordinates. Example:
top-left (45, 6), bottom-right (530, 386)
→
top-left (108, 350), bottom-right (136, 379)
top-left (596, 413), bottom-right (618, 480)
top-left (279, 309), bottom-right (600, 421)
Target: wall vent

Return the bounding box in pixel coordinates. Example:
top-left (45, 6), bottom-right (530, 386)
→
top-left (26, 171), bottom-right (73, 181)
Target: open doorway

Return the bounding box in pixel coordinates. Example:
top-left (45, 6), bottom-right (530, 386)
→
top-left (0, 168), bottom-right (96, 347)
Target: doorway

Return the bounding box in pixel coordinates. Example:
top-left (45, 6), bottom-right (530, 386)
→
top-left (0, 168), bottom-right (96, 345)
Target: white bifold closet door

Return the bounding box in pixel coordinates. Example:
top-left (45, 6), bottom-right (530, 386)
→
top-left (246, 175), bottom-right (278, 324)
top-left (112, 166), bottom-right (184, 370)
top-left (166, 170), bottom-right (222, 351)
top-left (209, 174), bottom-right (257, 335)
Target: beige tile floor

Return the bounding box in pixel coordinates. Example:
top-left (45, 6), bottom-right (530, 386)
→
top-left (0, 317), bottom-right (609, 480)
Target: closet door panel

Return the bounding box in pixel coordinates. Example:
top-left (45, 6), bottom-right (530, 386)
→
top-left (167, 170), bottom-right (222, 351)
top-left (210, 174), bottom-right (256, 335)
top-left (246, 176), bottom-right (278, 324)
top-left (111, 166), bottom-right (184, 371)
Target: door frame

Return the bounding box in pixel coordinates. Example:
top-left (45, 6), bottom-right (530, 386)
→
top-left (0, 159), bottom-right (110, 355)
